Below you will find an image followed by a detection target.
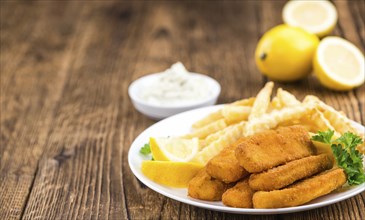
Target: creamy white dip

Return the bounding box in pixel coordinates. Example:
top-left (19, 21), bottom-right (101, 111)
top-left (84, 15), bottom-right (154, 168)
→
top-left (139, 62), bottom-right (212, 106)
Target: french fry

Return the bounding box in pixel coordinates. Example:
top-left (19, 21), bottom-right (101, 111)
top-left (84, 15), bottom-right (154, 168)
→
top-left (303, 95), bottom-right (323, 109)
top-left (305, 95), bottom-right (365, 154)
top-left (222, 105), bottom-right (251, 124)
top-left (303, 95), bottom-right (320, 103)
top-left (321, 107), bottom-right (361, 135)
top-left (204, 125), bottom-right (234, 145)
top-left (248, 82), bottom-right (274, 120)
top-left (313, 109), bottom-right (338, 134)
top-left (321, 107), bottom-right (365, 154)
top-left (192, 121), bottom-right (246, 165)
top-left (191, 98), bottom-right (254, 130)
top-left (304, 95), bottom-right (363, 136)
top-left (300, 108), bottom-right (340, 136)
top-left (231, 97), bottom-right (256, 106)
top-left (184, 119), bottom-right (227, 139)
top-left (204, 122), bottom-right (245, 145)
top-left (192, 110), bottom-right (223, 130)
top-left (268, 96), bottom-right (283, 112)
top-left (277, 88), bottom-right (301, 107)
top-left (245, 103), bottom-right (316, 136)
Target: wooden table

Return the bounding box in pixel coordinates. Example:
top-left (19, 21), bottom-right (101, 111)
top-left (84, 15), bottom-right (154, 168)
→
top-left (1, 1), bottom-right (364, 219)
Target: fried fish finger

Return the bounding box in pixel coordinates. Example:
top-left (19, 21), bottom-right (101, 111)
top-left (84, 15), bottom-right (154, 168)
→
top-left (222, 178), bottom-right (255, 208)
top-left (249, 154), bottom-right (333, 191)
top-left (206, 142), bottom-right (249, 183)
top-left (253, 168), bottom-right (347, 208)
top-left (235, 125), bottom-right (315, 173)
top-left (188, 169), bottom-right (229, 201)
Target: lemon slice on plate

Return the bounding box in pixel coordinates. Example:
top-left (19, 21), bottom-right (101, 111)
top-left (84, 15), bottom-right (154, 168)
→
top-left (313, 37), bottom-right (365, 91)
top-left (141, 161), bottom-right (203, 188)
top-left (283, 0), bottom-right (338, 38)
top-left (150, 137), bottom-right (200, 162)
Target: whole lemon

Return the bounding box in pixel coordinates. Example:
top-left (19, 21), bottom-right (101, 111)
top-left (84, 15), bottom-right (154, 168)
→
top-left (255, 24), bottom-right (320, 81)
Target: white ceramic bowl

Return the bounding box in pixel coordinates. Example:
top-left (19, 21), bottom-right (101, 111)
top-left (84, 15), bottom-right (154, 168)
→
top-left (128, 72), bottom-right (221, 120)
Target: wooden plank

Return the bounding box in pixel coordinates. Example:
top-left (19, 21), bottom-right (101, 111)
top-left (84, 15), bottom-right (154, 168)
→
top-left (20, 1), bottom-right (148, 219)
top-left (0, 2), bottom-right (85, 219)
top-left (0, 174), bottom-right (34, 219)
top-left (0, 2), bottom-right (45, 95)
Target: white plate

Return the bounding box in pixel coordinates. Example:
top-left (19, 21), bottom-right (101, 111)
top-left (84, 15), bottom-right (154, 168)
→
top-left (128, 105), bottom-right (365, 214)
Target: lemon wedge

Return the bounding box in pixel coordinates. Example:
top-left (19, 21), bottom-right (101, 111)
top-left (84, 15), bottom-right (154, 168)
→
top-left (313, 37), bottom-right (365, 91)
top-left (141, 161), bottom-right (203, 188)
top-left (150, 137), bottom-right (200, 162)
top-left (283, 0), bottom-right (338, 38)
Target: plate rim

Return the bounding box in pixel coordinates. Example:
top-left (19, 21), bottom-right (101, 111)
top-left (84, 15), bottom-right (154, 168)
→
top-left (128, 105), bottom-right (365, 214)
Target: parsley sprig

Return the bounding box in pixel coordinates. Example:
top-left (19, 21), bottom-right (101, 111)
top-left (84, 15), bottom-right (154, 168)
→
top-left (140, 143), bottom-right (151, 155)
top-left (312, 130), bottom-right (365, 185)
top-left (139, 143), bottom-right (154, 160)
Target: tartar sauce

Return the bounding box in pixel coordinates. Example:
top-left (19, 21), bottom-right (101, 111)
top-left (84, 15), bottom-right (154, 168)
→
top-left (139, 62), bottom-right (212, 106)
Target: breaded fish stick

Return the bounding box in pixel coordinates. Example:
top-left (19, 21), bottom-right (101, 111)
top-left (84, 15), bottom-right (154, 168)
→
top-left (249, 154), bottom-right (333, 191)
top-left (188, 169), bottom-right (229, 201)
top-left (235, 126), bottom-right (315, 173)
top-left (253, 168), bottom-right (347, 208)
top-left (206, 143), bottom-right (249, 183)
top-left (222, 178), bottom-right (255, 208)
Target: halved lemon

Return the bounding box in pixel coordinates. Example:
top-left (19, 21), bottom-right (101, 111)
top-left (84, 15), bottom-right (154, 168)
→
top-left (141, 161), bottom-right (203, 188)
top-left (150, 137), bottom-right (200, 162)
top-left (283, 0), bottom-right (338, 38)
top-left (313, 37), bottom-right (365, 91)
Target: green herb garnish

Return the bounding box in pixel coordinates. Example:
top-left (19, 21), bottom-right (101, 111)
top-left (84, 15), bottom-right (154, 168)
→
top-left (311, 130), bottom-right (335, 144)
top-left (140, 143), bottom-right (154, 160)
top-left (312, 130), bottom-right (365, 185)
top-left (140, 143), bottom-right (151, 155)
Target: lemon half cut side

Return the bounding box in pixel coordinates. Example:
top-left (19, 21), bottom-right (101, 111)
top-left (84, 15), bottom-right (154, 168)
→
top-left (314, 37), bottom-right (365, 91)
top-left (283, 0), bottom-right (338, 38)
top-left (150, 137), bottom-right (200, 162)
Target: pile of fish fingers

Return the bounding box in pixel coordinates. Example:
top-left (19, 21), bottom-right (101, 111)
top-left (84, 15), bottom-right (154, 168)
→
top-left (188, 125), bottom-right (347, 208)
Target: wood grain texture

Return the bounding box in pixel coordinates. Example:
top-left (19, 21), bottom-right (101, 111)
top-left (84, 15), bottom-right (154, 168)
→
top-left (1, 1), bottom-right (364, 220)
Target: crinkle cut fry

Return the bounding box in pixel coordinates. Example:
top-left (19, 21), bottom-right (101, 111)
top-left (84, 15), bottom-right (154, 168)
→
top-left (244, 103), bottom-right (316, 136)
top-left (248, 82), bottom-right (274, 121)
top-left (304, 95), bottom-right (365, 153)
top-left (304, 95), bottom-right (364, 136)
top-left (191, 110), bottom-right (223, 130)
top-left (192, 121), bottom-right (245, 165)
top-left (277, 88), bottom-right (301, 107)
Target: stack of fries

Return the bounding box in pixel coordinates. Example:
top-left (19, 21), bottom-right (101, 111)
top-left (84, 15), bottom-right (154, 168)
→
top-left (186, 82), bottom-right (364, 165)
